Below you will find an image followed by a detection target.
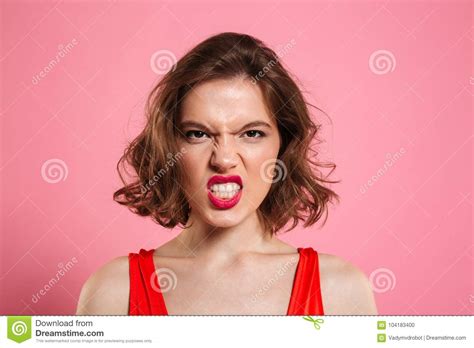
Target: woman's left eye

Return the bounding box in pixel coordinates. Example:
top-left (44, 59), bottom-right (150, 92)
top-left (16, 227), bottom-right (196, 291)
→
top-left (242, 130), bottom-right (265, 138)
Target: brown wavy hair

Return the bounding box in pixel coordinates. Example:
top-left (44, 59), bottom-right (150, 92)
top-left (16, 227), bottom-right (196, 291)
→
top-left (113, 32), bottom-right (340, 235)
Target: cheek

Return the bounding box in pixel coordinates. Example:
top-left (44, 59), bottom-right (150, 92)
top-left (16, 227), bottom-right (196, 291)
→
top-left (179, 141), bottom-right (206, 167)
top-left (241, 136), bottom-right (280, 167)
top-left (241, 147), bottom-right (278, 195)
top-left (180, 152), bottom-right (207, 188)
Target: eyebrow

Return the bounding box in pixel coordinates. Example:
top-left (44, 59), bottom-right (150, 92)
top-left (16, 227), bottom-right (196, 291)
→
top-left (178, 120), bottom-right (272, 133)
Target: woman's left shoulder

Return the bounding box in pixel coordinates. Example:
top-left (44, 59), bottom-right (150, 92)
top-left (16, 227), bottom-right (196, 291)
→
top-left (317, 252), bottom-right (378, 315)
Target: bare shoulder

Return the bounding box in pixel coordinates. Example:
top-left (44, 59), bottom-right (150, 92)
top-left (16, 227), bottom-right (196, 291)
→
top-left (318, 253), bottom-right (378, 315)
top-left (76, 256), bottom-right (130, 315)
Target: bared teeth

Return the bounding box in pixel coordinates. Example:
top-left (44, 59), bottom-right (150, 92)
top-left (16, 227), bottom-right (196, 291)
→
top-left (209, 183), bottom-right (241, 200)
top-left (212, 190), bottom-right (238, 199)
top-left (210, 183), bottom-right (241, 193)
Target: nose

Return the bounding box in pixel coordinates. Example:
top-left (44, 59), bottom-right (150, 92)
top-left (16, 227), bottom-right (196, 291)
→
top-left (209, 136), bottom-right (239, 172)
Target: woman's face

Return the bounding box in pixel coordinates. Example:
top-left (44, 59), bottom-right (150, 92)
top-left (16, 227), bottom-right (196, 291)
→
top-left (176, 77), bottom-right (281, 228)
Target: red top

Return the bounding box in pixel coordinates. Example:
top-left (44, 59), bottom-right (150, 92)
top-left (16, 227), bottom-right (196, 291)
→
top-left (128, 247), bottom-right (324, 315)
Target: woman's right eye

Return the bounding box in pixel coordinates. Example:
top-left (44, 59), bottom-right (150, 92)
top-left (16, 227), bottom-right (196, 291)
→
top-left (185, 130), bottom-right (208, 139)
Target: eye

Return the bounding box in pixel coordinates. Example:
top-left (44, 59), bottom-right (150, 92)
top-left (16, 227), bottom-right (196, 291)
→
top-left (242, 130), bottom-right (265, 138)
top-left (185, 130), bottom-right (209, 139)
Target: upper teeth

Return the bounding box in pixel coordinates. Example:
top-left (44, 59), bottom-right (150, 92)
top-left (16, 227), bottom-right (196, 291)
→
top-left (210, 183), bottom-right (241, 192)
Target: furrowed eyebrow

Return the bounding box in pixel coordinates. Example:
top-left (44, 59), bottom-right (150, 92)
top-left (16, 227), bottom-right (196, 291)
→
top-left (178, 120), bottom-right (272, 133)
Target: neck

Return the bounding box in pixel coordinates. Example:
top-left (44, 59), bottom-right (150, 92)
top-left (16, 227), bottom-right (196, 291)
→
top-left (176, 211), bottom-right (275, 262)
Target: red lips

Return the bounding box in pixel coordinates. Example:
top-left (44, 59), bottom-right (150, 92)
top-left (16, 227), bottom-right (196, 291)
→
top-left (207, 175), bottom-right (243, 210)
top-left (207, 175), bottom-right (243, 189)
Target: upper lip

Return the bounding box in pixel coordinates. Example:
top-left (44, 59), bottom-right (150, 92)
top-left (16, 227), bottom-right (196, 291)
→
top-left (207, 175), bottom-right (243, 189)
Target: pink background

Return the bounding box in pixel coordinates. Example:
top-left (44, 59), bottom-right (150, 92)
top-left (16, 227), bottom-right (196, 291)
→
top-left (1, 0), bottom-right (472, 315)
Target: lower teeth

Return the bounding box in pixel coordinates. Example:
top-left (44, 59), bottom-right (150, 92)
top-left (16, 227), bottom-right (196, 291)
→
top-left (211, 190), bottom-right (239, 199)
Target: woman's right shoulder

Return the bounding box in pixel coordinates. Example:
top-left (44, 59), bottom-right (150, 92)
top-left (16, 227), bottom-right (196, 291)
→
top-left (76, 255), bottom-right (131, 315)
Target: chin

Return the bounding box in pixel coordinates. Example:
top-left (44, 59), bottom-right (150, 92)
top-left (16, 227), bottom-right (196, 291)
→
top-left (205, 212), bottom-right (244, 228)
top-left (191, 205), bottom-right (249, 228)
top-left (188, 194), bottom-right (261, 228)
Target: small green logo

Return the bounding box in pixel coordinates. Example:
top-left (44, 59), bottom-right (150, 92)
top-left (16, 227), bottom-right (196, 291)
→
top-left (377, 333), bottom-right (386, 343)
top-left (302, 316), bottom-right (324, 330)
top-left (7, 316), bottom-right (32, 343)
top-left (377, 320), bottom-right (386, 330)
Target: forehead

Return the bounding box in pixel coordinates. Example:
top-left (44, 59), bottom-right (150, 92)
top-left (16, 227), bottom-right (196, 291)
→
top-left (179, 78), bottom-right (275, 127)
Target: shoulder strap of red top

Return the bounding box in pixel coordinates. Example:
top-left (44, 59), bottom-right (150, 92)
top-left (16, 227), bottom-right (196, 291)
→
top-left (287, 247), bottom-right (324, 315)
top-left (128, 249), bottom-right (168, 315)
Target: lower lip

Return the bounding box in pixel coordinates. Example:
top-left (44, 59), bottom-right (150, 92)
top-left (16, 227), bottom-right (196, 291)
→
top-left (207, 188), bottom-right (242, 209)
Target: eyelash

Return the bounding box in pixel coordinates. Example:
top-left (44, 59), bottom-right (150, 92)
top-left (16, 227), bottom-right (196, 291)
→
top-left (184, 130), bottom-right (266, 141)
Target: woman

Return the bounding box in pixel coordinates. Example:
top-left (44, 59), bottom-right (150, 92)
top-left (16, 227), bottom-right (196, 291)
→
top-left (76, 32), bottom-right (378, 315)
